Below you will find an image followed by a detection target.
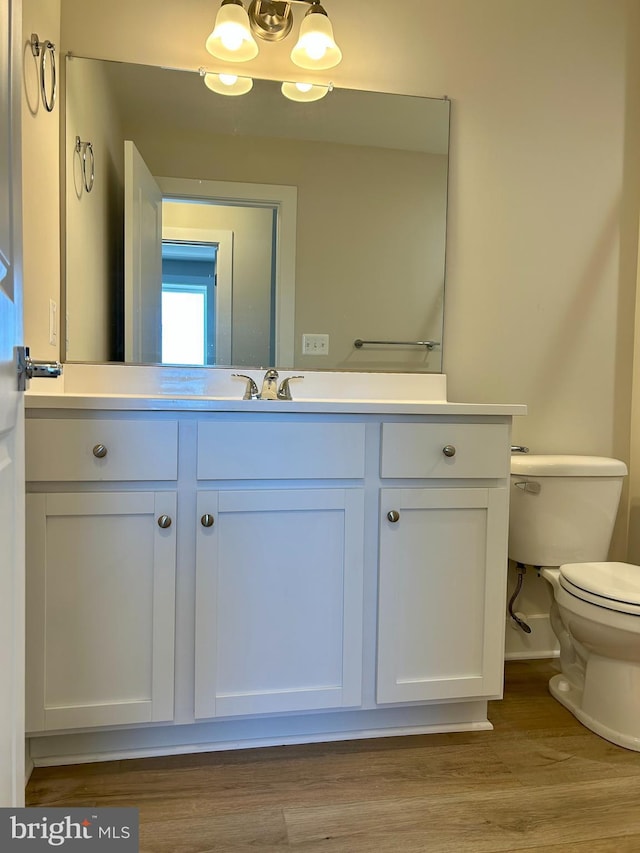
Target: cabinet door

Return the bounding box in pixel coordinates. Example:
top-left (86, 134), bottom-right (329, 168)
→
top-left (377, 487), bottom-right (508, 704)
top-left (195, 489), bottom-right (364, 719)
top-left (26, 492), bottom-right (176, 731)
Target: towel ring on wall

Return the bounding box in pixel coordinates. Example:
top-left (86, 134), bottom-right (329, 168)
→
top-left (30, 33), bottom-right (57, 112)
top-left (75, 136), bottom-right (95, 193)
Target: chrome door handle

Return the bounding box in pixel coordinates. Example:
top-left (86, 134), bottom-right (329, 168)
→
top-left (92, 444), bottom-right (108, 458)
top-left (442, 445), bottom-right (456, 457)
top-left (16, 346), bottom-right (63, 391)
top-left (201, 514), bottom-right (215, 528)
top-left (157, 515), bottom-right (172, 529)
top-left (387, 510), bottom-right (400, 523)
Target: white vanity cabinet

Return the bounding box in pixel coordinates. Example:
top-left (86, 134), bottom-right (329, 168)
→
top-left (25, 417), bottom-right (178, 732)
top-left (24, 393), bottom-right (520, 764)
top-left (376, 422), bottom-right (510, 704)
top-left (193, 420), bottom-right (366, 718)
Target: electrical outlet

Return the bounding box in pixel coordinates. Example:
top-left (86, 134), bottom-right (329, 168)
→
top-left (49, 299), bottom-right (58, 346)
top-left (302, 333), bottom-right (329, 355)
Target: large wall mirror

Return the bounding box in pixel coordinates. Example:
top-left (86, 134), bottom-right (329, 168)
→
top-left (64, 56), bottom-right (450, 373)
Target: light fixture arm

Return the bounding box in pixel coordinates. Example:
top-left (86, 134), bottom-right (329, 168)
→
top-left (247, 0), bottom-right (332, 43)
top-left (248, 0), bottom-right (294, 42)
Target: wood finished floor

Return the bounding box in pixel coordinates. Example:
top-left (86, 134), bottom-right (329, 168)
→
top-left (26, 660), bottom-right (640, 852)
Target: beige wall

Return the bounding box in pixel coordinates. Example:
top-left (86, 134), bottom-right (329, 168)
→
top-left (65, 56), bottom-right (125, 362)
top-left (22, 0), bottom-right (61, 360)
top-left (22, 1), bottom-right (640, 556)
top-left (56, 0), bottom-right (640, 452)
top-left (625, 0), bottom-right (640, 564)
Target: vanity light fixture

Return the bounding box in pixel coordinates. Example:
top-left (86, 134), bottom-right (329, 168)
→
top-left (205, 0), bottom-right (259, 62)
top-left (289, 1), bottom-right (341, 70)
top-left (281, 80), bottom-right (332, 101)
top-left (202, 69), bottom-right (254, 95)
top-left (206, 0), bottom-right (342, 71)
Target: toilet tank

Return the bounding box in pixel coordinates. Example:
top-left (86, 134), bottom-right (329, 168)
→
top-left (508, 455), bottom-right (627, 567)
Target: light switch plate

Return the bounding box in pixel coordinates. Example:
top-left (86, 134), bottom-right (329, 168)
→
top-left (302, 333), bottom-right (329, 355)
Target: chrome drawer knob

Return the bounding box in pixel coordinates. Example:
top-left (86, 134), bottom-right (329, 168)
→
top-left (201, 514), bottom-right (215, 528)
top-left (157, 515), bottom-right (172, 529)
top-left (93, 444), bottom-right (108, 458)
top-left (387, 510), bottom-right (400, 523)
top-left (442, 445), bottom-right (456, 457)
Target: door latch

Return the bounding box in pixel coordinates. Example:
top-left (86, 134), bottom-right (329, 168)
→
top-left (16, 346), bottom-right (63, 391)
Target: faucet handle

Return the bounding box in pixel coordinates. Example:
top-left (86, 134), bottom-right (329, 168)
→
top-left (277, 375), bottom-right (304, 401)
top-left (232, 373), bottom-right (259, 400)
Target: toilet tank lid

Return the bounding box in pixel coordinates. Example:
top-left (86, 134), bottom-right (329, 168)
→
top-left (510, 454), bottom-right (628, 476)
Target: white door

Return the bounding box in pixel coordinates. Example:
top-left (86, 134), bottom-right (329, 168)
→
top-left (0, 0), bottom-right (25, 807)
top-left (124, 140), bottom-right (162, 363)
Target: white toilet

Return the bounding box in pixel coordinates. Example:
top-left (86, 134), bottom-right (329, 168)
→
top-left (509, 454), bottom-right (640, 751)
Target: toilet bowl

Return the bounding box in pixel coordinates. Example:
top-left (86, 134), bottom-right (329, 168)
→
top-left (508, 454), bottom-right (640, 750)
top-left (542, 562), bottom-right (640, 751)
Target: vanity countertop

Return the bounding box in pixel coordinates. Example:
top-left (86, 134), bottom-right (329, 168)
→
top-left (24, 365), bottom-right (526, 416)
top-left (25, 392), bottom-right (525, 416)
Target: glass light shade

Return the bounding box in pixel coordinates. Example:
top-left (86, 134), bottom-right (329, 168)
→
top-left (281, 81), bottom-right (330, 102)
top-left (205, 3), bottom-right (259, 62)
top-left (290, 12), bottom-right (342, 70)
top-left (203, 72), bottom-right (254, 96)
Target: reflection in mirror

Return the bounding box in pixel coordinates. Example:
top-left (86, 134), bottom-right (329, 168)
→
top-left (64, 56), bottom-right (450, 372)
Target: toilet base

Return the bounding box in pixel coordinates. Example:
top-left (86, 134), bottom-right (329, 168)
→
top-left (548, 672), bottom-right (640, 752)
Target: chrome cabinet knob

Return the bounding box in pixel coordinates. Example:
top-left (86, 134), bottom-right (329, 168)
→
top-left (93, 444), bottom-right (108, 458)
top-left (387, 510), bottom-right (400, 523)
top-left (157, 515), bottom-right (172, 529)
top-left (201, 514), bottom-right (215, 528)
top-left (442, 445), bottom-right (456, 457)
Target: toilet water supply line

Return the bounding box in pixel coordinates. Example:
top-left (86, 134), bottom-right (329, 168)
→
top-left (508, 562), bottom-right (532, 633)
top-left (508, 445), bottom-right (532, 633)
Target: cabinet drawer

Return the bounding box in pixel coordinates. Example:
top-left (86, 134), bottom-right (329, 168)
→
top-left (381, 422), bottom-right (509, 479)
top-left (197, 422), bottom-right (366, 480)
top-left (26, 419), bottom-right (178, 481)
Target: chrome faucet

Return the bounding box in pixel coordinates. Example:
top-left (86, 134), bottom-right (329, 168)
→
top-left (260, 369), bottom-right (279, 400)
top-left (232, 370), bottom-right (304, 400)
top-left (277, 375), bottom-right (304, 400)
top-left (232, 373), bottom-right (259, 400)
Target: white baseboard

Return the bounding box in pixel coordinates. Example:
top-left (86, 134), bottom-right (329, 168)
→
top-left (505, 649), bottom-right (560, 661)
top-left (504, 613), bottom-right (559, 661)
top-left (28, 701), bottom-right (491, 768)
top-left (29, 720), bottom-right (494, 768)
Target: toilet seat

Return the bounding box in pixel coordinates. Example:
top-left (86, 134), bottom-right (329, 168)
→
top-left (559, 562), bottom-right (640, 616)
